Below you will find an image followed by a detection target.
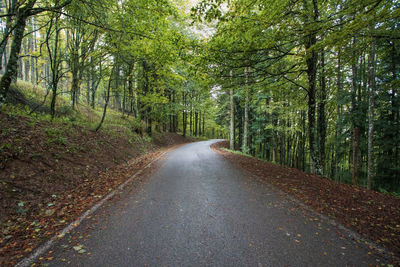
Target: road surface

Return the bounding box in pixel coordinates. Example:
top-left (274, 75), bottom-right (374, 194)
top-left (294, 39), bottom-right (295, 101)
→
top-left (45, 140), bottom-right (386, 266)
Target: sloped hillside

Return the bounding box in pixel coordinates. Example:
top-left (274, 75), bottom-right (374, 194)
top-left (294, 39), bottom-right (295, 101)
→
top-left (0, 82), bottom-right (193, 265)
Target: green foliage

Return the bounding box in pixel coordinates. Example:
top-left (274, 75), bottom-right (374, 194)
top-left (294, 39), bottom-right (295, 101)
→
top-left (195, 0), bottom-right (400, 192)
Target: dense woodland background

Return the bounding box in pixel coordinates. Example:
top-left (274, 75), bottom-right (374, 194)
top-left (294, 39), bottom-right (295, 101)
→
top-left (200, 0), bottom-right (400, 193)
top-left (0, 0), bottom-right (399, 193)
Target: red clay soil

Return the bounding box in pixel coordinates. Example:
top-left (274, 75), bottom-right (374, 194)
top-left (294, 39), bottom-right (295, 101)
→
top-left (0, 112), bottom-right (191, 266)
top-left (212, 141), bottom-right (400, 259)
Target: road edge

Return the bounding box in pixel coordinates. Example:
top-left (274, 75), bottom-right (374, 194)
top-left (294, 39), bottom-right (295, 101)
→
top-left (15, 150), bottom-right (169, 267)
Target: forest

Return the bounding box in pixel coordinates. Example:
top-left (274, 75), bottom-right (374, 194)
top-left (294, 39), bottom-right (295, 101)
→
top-left (1, 0), bottom-right (400, 265)
top-left (0, 0), bottom-right (399, 193)
top-left (196, 0), bottom-right (400, 193)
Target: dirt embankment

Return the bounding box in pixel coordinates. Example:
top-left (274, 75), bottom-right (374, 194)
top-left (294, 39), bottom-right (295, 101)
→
top-left (212, 141), bottom-right (400, 261)
top-left (0, 112), bottom-right (192, 265)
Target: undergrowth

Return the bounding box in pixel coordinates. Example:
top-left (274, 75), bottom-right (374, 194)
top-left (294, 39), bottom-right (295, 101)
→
top-left (1, 80), bottom-right (147, 142)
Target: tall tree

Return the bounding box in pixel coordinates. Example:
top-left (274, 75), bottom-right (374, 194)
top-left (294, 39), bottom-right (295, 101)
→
top-left (0, 0), bottom-right (72, 105)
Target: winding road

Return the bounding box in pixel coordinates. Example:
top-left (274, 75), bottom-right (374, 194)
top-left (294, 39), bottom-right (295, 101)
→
top-left (45, 140), bottom-right (386, 266)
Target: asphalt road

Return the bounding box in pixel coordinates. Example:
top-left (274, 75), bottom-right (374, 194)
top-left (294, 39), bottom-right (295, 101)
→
top-left (45, 140), bottom-right (387, 266)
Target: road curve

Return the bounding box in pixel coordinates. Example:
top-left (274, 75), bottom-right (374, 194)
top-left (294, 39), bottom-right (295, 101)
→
top-left (46, 140), bottom-right (386, 266)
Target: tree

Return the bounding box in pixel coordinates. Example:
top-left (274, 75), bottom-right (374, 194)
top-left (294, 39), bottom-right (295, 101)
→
top-left (0, 0), bottom-right (72, 105)
top-left (45, 11), bottom-right (63, 118)
top-left (367, 28), bottom-right (376, 190)
top-left (194, 0), bottom-right (399, 191)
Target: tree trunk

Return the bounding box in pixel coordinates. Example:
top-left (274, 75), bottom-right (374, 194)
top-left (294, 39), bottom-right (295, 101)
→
top-left (301, 110), bottom-right (306, 171)
top-left (318, 51), bottom-right (326, 175)
top-left (198, 110), bottom-right (202, 136)
top-left (49, 14), bottom-right (61, 119)
top-left (30, 17), bottom-right (36, 85)
top-left (229, 70), bottom-right (235, 149)
top-left (95, 66), bottom-right (114, 132)
top-left (0, 14), bottom-right (29, 104)
top-left (242, 67), bottom-right (249, 153)
top-left (34, 24), bottom-right (38, 87)
top-left (3, 45), bottom-right (8, 75)
top-left (351, 37), bottom-right (359, 185)
top-left (303, 0), bottom-right (319, 174)
top-left (70, 71), bottom-right (79, 109)
top-left (352, 127), bottom-right (359, 185)
top-left (367, 35), bottom-right (376, 190)
top-left (334, 47), bottom-right (342, 181)
top-left (86, 75), bottom-right (91, 105)
top-left (190, 109), bottom-right (192, 136)
top-left (202, 111), bottom-right (205, 136)
top-left (391, 40), bottom-right (399, 184)
top-left (168, 93), bottom-right (172, 132)
top-left (182, 92), bottom-right (187, 137)
top-left (194, 111), bottom-right (198, 136)
top-left (127, 61), bottom-right (134, 113)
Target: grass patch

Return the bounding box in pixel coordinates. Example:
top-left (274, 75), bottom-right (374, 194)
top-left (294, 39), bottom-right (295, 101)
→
top-left (1, 80), bottom-right (146, 142)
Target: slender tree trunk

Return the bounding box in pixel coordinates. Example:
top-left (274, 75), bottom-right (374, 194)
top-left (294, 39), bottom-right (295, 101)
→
top-left (30, 17), bottom-right (36, 85)
top-left (190, 109), bottom-right (192, 136)
top-left (34, 30), bottom-right (38, 86)
top-left (352, 127), bottom-right (359, 185)
top-left (202, 111), bottom-right (205, 136)
top-left (95, 71), bottom-right (113, 132)
top-left (182, 92), bottom-right (187, 137)
top-left (23, 37), bottom-right (29, 81)
top-left (351, 38), bottom-right (359, 185)
top-left (127, 61), bottom-right (134, 113)
top-left (90, 60), bottom-right (98, 109)
top-left (91, 65), bottom-right (102, 110)
top-left (198, 110), bottom-right (202, 136)
top-left (318, 51), bottom-right (327, 175)
top-left (334, 47), bottom-right (342, 181)
top-left (123, 78), bottom-right (128, 116)
top-left (391, 41), bottom-right (399, 185)
top-left (25, 38), bottom-right (30, 81)
top-left (49, 14), bottom-right (61, 119)
top-left (168, 93), bottom-right (172, 132)
top-left (172, 91), bottom-right (176, 133)
top-left (242, 67), bottom-right (249, 153)
top-left (86, 75), bottom-right (91, 105)
top-left (301, 111), bottom-right (306, 171)
top-left (229, 70), bottom-right (235, 149)
top-left (195, 111), bottom-right (198, 136)
top-left (367, 35), bottom-right (376, 190)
